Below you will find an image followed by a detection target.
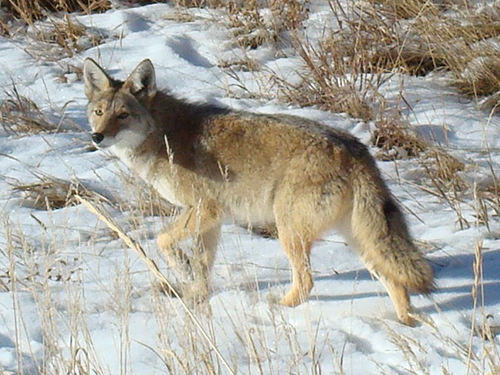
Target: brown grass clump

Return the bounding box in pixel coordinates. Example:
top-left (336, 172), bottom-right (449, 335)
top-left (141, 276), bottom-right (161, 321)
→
top-left (419, 148), bottom-right (466, 191)
top-left (343, 1), bottom-right (447, 75)
top-left (372, 117), bottom-right (428, 160)
top-left (2, 0), bottom-right (110, 24)
top-left (368, 0), bottom-right (440, 19)
top-left (24, 14), bottom-right (106, 61)
top-left (174, 0), bottom-right (308, 39)
top-left (476, 178), bottom-right (500, 221)
top-left (1, 86), bottom-right (56, 134)
top-left (387, 1), bottom-right (500, 96)
top-left (12, 176), bottom-right (105, 210)
top-left (284, 0), bottom-right (500, 105)
top-left (371, 115), bottom-right (466, 200)
top-left (0, 85), bottom-right (80, 134)
top-left (223, 0), bottom-right (308, 49)
top-left (276, 30), bottom-right (383, 120)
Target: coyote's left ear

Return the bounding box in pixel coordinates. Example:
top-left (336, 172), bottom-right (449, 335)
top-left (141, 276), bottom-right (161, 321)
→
top-left (123, 59), bottom-right (157, 102)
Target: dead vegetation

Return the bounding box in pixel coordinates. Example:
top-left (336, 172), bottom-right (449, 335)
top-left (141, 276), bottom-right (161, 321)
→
top-left (274, 31), bottom-right (383, 121)
top-left (24, 14), bottom-right (107, 61)
top-left (372, 116), bottom-right (428, 160)
top-left (1, 1), bottom-right (107, 61)
top-left (11, 175), bottom-right (108, 210)
top-left (1, 86), bottom-right (60, 134)
top-left (265, 0), bottom-right (500, 121)
top-left (0, 2), bottom-right (498, 375)
top-left (2, 0), bottom-right (110, 24)
top-left (0, 90), bottom-right (54, 134)
top-left (0, 85), bottom-right (80, 134)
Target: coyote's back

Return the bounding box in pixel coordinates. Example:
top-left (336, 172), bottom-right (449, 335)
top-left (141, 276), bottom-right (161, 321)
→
top-left (83, 58), bottom-right (434, 326)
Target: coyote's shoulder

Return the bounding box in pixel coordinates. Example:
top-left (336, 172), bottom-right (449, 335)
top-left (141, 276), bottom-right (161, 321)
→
top-left (83, 58), bottom-right (434, 326)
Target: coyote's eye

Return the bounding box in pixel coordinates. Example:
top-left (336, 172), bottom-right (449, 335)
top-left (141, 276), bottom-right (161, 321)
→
top-left (118, 112), bottom-right (129, 119)
top-left (94, 109), bottom-right (103, 116)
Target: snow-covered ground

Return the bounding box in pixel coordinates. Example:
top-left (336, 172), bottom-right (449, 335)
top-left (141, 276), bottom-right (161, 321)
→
top-left (0, 2), bottom-right (499, 375)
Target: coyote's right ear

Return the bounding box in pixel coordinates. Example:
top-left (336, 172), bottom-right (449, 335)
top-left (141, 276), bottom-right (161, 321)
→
top-left (83, 58), bottom-right (112, 100)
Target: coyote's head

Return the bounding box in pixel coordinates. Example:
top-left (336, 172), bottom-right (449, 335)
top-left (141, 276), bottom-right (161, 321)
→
top-left (83, 58), bottom-right (157, 149)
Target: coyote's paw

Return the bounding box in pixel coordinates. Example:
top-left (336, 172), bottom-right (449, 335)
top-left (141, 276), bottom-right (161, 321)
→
top-left (182, 280), bottom-right (211, 310)
top-left (279, 289), bottom-right (308, 308)
top-left (161, 245), bottom-right (193, 278)
top-left (157, 232), bottom-right (174, 250)
top-left (154, 280), bottom-right (183, 298)
top-left (399, 312), bottom-right (425, 327)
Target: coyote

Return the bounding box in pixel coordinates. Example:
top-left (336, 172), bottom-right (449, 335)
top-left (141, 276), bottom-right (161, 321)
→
top-left (83, 58), bottom-right (434, 326)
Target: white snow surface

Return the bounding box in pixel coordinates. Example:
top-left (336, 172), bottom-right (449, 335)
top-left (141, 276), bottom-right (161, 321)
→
top-left (0, 2), bottom-right (499, 375)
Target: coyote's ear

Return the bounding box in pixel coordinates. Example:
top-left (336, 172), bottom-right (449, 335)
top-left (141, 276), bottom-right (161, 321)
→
top-left (123, 59), bottom-right (157, 102)
top-left (83, 58), bottom-right (112, 100)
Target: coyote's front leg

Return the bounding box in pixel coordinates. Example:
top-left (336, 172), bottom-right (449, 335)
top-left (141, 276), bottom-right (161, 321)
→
top-left (157, 202), bottom-right (222, 304)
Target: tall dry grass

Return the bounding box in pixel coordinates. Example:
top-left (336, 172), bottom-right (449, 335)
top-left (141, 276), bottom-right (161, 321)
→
top-left (2, 0), bottom-right (110, 24)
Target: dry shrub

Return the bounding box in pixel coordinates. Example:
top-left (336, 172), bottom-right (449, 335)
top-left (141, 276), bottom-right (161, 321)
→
top-left (372, 116), bottom-right (466, 195)
top-left (276, 31), bottom-right (382, 120)
top-left (368, 0), bottom-right (440, 19)
top-left (372, 117), bottom-right (428, 160)
top-left (409, 4), bottom-right (500, 96)
top-left (331, 2), bottom-right (450, 76)
top-left (419, 147), bottom-right (466, 191)
top-left (12, 176), bottom-right (105, 210)
top-left (24, 14), bottom-right (106, 61)
top-left (453, 52), bottom-right (500, 97)
top-left (379, 0), bottom-right (500, 96)
top-left (320, 1), bottom-right (500, 98)
top-left (221, 0), bottom-right (308, 49)
top-left (0, 86), bottom-right (59, 134)
top-left (2, 0), bottom-right (110, 24)
top-left (271, 2), bottom-right (439, 120)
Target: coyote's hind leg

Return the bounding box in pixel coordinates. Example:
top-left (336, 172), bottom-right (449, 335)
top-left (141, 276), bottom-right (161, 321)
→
top-left (276, 225), bottom-right (314, 307)
top-left (378, 276), bottom-right (416, 326)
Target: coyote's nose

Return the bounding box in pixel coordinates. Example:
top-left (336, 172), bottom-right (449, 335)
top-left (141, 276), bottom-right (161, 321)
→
top-left (92, 132), bottom-right (104, 144)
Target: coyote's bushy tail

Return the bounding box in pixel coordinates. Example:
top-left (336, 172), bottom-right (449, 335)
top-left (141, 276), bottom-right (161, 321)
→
top-left (349, 159), bottom-right (435, 294)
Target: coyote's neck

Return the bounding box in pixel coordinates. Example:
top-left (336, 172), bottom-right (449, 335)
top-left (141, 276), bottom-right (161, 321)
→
top-left (110, 126), bottom-right (165, 175)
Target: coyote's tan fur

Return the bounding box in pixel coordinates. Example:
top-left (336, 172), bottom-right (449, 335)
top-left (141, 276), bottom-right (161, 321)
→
top-left (83, 58), bottom-right (434, 326)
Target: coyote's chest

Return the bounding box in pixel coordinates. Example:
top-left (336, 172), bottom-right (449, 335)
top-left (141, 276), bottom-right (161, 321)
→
top-left (151, 177), bottom-right (184, 207)
top-left (111, 144), bottom-right (185, 207)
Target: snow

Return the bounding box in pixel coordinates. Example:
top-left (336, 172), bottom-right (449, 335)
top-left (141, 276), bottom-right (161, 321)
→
top-left (0, 2), bottom-right (499, 375)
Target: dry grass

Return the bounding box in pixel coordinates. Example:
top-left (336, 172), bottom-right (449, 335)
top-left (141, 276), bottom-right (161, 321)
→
top-left (24, 14), bottom-right (106, 61)
top-left (267, 0), bottom-right (500, 116)
top-left (372, 116), bottom-right (429, 160)
top-left (2, 0), bottom-right (110, 24)
top-left (229, 0), bottom-right (307, 49)
top-left (77, 195), bottom-right (237, 375)
top-left (371, 114), bottom-right (470, 228)
top-left (369, 0), bottom-right (439, 19)
top-left (1, 1), bottom-right (107, 61)
top-left (116, 171), bottom-right (177, 218)
top-left (275, 32), bottom-right (384, 120)
top-left (11, 175), bottom-right (111, 210)
top-left (0, 85), bottom-right (80, 134)
top-left (0, 89), bottom-right (54, 134)
top-left (373, 0), bottom-right (500, 97)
